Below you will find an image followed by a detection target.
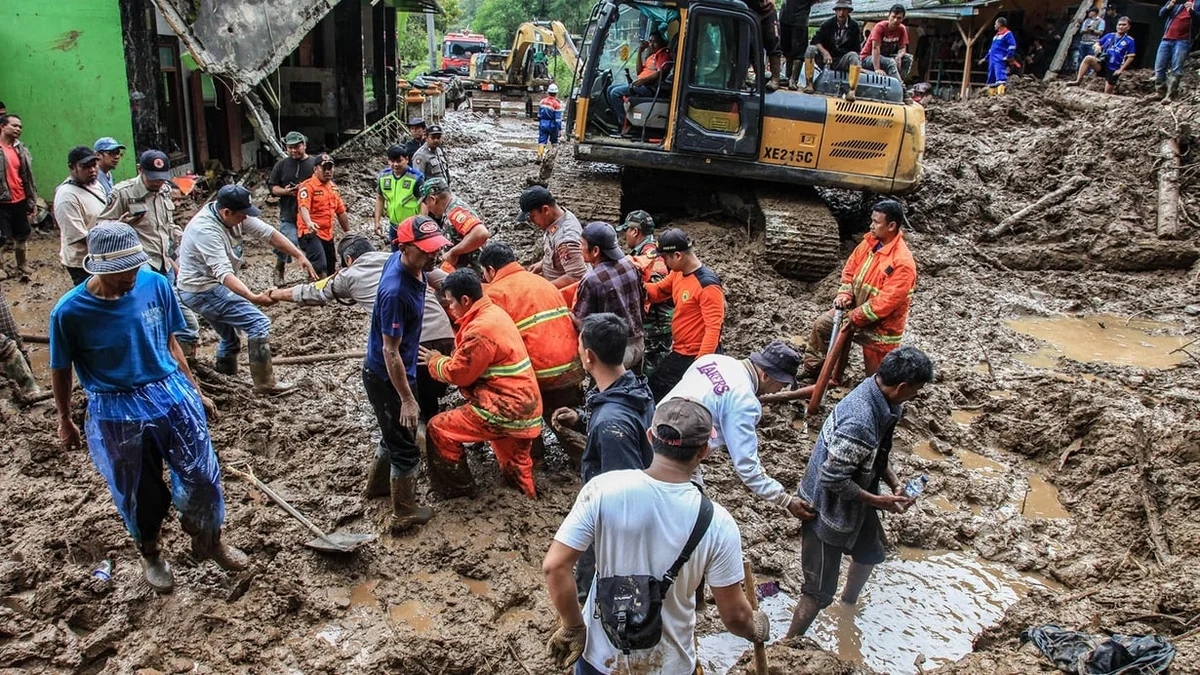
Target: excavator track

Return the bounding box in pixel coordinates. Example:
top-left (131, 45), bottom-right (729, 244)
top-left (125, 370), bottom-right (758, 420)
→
top-left (755, 190), bottom-right (844, 282)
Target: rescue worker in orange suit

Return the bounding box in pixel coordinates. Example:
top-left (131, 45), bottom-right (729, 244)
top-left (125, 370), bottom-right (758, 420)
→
top-left (479, 241), bottom-right (584, 465)
top-left (297, 153), bottom-right (351, 277)
top-left (644, 228), bottom-right (726, 401)
top-left (802, 199), bottom-right (916, 378)
top-left (418, 269), bottom-right (543, 499)
top-left (420, 177), bottom-right (489, 274)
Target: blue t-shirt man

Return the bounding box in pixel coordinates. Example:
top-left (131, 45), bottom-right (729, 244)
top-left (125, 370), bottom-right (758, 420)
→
top-left (1099, 32), bottom-right (1136, 71)
top-left (365, 251), bottom-right (426, 383)
top-left (49, 269), bottom-right (185, 393)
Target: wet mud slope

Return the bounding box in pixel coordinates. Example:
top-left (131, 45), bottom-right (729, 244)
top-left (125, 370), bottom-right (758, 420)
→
top-left (1, 77), bottom-right (1199, 673)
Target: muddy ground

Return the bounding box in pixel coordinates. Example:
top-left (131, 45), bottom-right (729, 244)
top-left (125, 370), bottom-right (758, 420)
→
top-left (2, 73), bottom-right (1199, 674)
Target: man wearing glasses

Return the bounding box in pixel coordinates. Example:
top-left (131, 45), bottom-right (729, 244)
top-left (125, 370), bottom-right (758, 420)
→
top-left (92, 137), bottom-right (126, 198)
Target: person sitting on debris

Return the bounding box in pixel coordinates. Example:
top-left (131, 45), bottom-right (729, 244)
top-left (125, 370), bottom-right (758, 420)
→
top-left (92, 137), bottom-right (126, 198)
top-left (802, 199), bottom-right (916, 379)
top-left (54, 146), bottom-right (107, 286)
top-left (574, 222), bottom-right (647, 371)
top-left (176, 185), bottom-right (315, 393)
top-left (412, 124), bottom-right (451, 185)
top-left (419, 269), bottom-right (544, 499)
top-left (362, 216), bottom-right (450, 533)
top-left (405, 118), bottom-right (427, 160)
top-left (786, 346), bottom-right (933, 639)
top-left (618, 210), bottom-right (673, 376)
top-left (644, 228), bottom-right (726, 401)
top-left (861, 4), bottom-right (913, 82)
top-left (374, 144), bottom-right (425, 250)
top-left (543, 397), bottom-right (769, 674)
top-left (520, 186), bottom-right (589, 290)
top-left (537, 83), bottom-right (564, 163)
top-left (662, 340), bottom-right (815, 520)
top-left (479, 241), bottom-right (583, 465)
top-left (50, 222), bottom-right (245, 594)
top-left (605, 31), bottom-right (672, 131)
top-left (978, 17), bottom-right (1017, 96)
top-left (267, 131), bottom-right (317, 285)
top-left (420, 177), bottom-right (488, 273)
top-left (1153, 0), bottom-right (1194, 102)
top-left (803, 0), bottom-right (863, 98)
top-left (0, 285), bottom-right (41, 404)
top-left (1068, 16), bottom-right (1135, 94)
top-left (297, 153), bottom-right (351, 278)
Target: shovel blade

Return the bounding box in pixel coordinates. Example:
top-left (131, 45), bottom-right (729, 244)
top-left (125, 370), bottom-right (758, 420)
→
top-left (303, 531), bottom-right (377, 553)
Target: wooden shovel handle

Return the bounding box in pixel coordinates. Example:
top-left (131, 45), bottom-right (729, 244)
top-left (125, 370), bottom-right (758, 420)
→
top-left (742, 560), bottom-right (769, 675)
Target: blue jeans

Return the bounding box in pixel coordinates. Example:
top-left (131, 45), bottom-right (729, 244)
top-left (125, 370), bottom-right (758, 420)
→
top-left (606, 83), bottom-right (654, 126)
top-left (179, 285), bottom-right (271, 357)
top-left (1155, 38), bottom-right (1191, 83)
top-left (275, 221), bottom-right (299, 262)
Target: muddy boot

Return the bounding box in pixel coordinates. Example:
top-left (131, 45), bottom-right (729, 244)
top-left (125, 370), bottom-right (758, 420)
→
top-left (426, 451), bottom-right (476, 499)
top-left (1163, 75), bottom-right (1180, 103)
top-left (803, 58), bottom-right (816, 94)
top-left (137, 539), bottom-right (175, 594)
top-left (389, 472), bottom-right (434, 532)
top-left (1, 340), bottom-right (42, 403)
top-left (363, 450), bottom-right (391, 499)
top-left (191, 529), bottom-right (249, 572)
top-left (766, 53), bottom-right (782, 92)
top-left (273, 259), bottom-right (286, 286)
top-left (786, 595), bottom-right (823, 638)
top-left (214, 352), bottom-right (238, 376)
top-left (248, 337), bottom-right (295, 394)
top-left (786, 58), bottom-right (800, 90)
top-left (13, 241), bottom-right (31, 280)
top-left (1151, 82), bottom-right (1168, 100)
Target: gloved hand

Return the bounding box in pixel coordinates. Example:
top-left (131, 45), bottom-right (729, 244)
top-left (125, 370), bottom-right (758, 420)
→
top-left (547, 623), bottom-right (586, 668)
top-left (751, 609), bottom-right (770, 643)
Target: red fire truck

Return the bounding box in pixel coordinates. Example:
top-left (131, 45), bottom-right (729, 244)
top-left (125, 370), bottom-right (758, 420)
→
top-left (441, 31), bottom-right (488, 73)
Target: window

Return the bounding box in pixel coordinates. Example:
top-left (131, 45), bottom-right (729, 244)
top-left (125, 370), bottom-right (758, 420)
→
top-left (690, 15), bottom-right (743, 90)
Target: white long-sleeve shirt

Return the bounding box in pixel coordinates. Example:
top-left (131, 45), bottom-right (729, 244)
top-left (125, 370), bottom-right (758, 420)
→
top-left (662, 354), bottom-right (790, 506)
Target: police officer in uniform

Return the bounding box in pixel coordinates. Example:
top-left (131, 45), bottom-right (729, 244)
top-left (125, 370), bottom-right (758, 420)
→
top-left (374, 145), bottom-right (425, 251)
top-left (411, 124), bottom-right (450, 185)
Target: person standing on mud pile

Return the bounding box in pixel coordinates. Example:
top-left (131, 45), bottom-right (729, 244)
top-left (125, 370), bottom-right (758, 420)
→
top-left (176, 185), bottom-right (315, 393)
top-left (543, 397), bottom-right (769, 673)
top-left (780, 0), bottom-right (816, 90)
top-left (786, 346), bottom-right (933, 638)
top-left (746, 0), bottom-right (785, 91)
top-left (537, 83), bottom-right (563, 163)
top-left (574, 222), bottom-right (646, 371)
top-left (520, 186), bottom-right (590, 290)
top-left (54, 146), bottom-right (107, 286)
top-left (803, 0), bottom-right (863, 98)
top-left (661, 340), bottom-right (816, 520)
top-left (479, 241), bottom-right (583, 466)
top-left (419, 269), bottom-right (544, 499)
top-left (1067, 16), bottom-right (1135, 94)
top-left (618, 210), bottom-right (674, 377)
top-left (362, 216), bottom-right (450, 533)
top-left (92, 137), bottom-right (126, 198)
top-left (268, 131), bottom-right (318, 286)
top-left (374, 144), bottom-right (424, 250)
top-left (297, 153), bottom-right (351, 278)
top-left (977, 17), bottom-right (1017, 96)
top-left (419, 177), bottom-right (489, 273)
top-left (801, 199), bottom-right (916, 379)
top-left (0, 114), bottom-right (37, 280)
top-left (1153, 0), bottom-right (1194, 102)
top-left (49, 223), bottom-right (245, 594)
top-left (405, 118), bottom-right (427, 160)
top-left (411, 124), bottom-right (451, 186)
top-left (644, 228), bottom-right (726, 401)
top-left (0, 285), bottom-right (41, 403)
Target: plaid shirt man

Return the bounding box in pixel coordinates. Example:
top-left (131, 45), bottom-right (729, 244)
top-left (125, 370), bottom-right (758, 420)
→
top-left (573, 255), bottom-right (646, 339)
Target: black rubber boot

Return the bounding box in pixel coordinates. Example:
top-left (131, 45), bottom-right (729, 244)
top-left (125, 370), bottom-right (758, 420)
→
top-left (389, 473), bottom-right (434, 532)
top-left (214, 353), bottom-right (238, 376)
top-left (363, 452), bottom-right (390, 499)
top-left (426, 451), bottom-right (476, 499)
top-left (137, 539), bottom-right (175, 594)
top-left (191, 529), bottom-right (249, 572)
top-left (248, 337), bottom-right (295, 394)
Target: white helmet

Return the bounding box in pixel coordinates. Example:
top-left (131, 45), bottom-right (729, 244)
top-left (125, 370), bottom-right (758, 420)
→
top-left (547, 83), bottom-right (559, 94)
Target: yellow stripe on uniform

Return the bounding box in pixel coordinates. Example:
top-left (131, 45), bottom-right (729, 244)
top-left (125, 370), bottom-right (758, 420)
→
top-left (535, 361), bottom-right (580, 379)
top-left (862, 303), bottom-right (880, 322)
top-left (434, 356), bottom-right (450, 382)
top-left (481, 358), bottom-right (532, 378)
top-left (862, 331), bottom-right (903, 344)
top-left (469, 405), bottom-right (543, 430)
top-left (515, 307), bottom-right (570, 332)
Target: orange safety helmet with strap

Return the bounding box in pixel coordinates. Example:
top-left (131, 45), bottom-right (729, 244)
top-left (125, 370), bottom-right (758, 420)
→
top-left (484, 262), bottom-right (584, 391)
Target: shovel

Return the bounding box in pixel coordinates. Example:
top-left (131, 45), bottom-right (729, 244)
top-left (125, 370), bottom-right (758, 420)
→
top-left (742, 560), bottom-right (770, 675)
top-left (227, 465), bottom-right (376, 553)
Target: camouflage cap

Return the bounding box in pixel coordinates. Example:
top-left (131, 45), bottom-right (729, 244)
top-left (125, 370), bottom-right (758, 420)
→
top-left (617, 210), bottom-right (654, 233)
top-left (419, 177), bottom-right (451, 199)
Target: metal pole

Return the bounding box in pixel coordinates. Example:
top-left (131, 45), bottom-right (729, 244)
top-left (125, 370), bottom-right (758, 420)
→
top-left (426, 12), bottom-right (437, 72)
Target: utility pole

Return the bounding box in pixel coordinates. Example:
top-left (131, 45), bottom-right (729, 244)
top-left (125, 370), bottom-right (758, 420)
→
top-left (426, 12), bottom-right (438, 72)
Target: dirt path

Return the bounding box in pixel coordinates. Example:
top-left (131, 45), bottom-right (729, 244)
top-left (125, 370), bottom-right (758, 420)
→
top-left (1, 76), bottom-right (1198, 674)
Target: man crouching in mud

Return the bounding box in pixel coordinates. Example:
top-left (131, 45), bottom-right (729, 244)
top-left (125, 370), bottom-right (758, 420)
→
top-left (50, 223), bottom-right (246, 594)
top-left (787, 346), bottom-right (933, 637)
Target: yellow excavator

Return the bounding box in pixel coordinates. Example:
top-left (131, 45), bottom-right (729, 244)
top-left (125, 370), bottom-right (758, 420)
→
top-left (561, 0), bottom-right (925, 280)
top-left (468, 20), bottom-right (580, 115)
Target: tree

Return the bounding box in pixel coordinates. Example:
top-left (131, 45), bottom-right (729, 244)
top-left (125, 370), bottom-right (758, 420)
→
top-left (472, 0), bottom-right (590, 47)
top-left (397, 0), bottom-right (465, 70)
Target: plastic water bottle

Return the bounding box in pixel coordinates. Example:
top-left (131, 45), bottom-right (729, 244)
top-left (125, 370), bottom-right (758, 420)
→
top-left (903, 475), bottom-right (928, 498)
top-left (92, 559), bottom-right (113, 582)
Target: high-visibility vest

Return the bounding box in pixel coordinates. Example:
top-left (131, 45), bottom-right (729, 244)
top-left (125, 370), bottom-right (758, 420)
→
top-left (378, 168), bottom-right (422, 225)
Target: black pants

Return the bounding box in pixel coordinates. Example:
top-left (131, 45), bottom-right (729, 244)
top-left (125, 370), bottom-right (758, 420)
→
top-left (780, 11), bottom-right (812, 60)
top-left (298, 233), bottom-right (328, 276)
top-left (320, 237), bottom-right (336, 275)
top-left (649, 351), bottom-right (697, 401)
top-left (0, 199), bottom-right (30, 245)
top-left (65, 266), bottom-right (89, 286)
top-left (362, 367), bottom-right (421, 474)
top-left (800, 511), bottom-right (885, 609)
top-left (416, 338), bottom-right (454, 422)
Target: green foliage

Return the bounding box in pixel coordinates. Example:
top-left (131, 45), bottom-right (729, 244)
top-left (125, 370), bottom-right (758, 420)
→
top-left (397, 0), bottom-right (466, 69)
top-left (471, 0), bottom-right (591, 47)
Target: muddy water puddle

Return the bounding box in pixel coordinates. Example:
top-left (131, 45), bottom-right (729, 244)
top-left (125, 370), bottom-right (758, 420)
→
top-left (698, 548), bottom-right (1057, 674)
top-left (388, 600), bottom-right (440, 634)
top-left (1006, 314), bottom-right (1188, 369)
top-left (1021, 475), bottom-right (1071, 519)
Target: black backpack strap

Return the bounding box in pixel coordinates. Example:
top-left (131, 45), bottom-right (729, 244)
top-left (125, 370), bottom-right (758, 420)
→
top-left (661, 492), bottom-right (713, 594)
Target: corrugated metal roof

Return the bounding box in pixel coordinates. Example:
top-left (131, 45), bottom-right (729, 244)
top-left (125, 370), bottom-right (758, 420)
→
top-left (810, 0), bottom-right (1003, 22)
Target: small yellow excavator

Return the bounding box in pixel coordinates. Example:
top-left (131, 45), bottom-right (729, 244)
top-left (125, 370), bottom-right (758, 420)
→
top-left (468, 20), bottom-right (580, 115)
top-left (560, 0), bottom-right (926, 280)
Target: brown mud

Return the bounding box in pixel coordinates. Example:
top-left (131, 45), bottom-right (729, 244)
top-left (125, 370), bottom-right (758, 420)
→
top-left (2, 73), bottom-right (1199, 673)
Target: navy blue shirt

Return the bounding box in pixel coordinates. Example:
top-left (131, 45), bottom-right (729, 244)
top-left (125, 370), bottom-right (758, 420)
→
top-left (366, 252), bottom-right (426, 383)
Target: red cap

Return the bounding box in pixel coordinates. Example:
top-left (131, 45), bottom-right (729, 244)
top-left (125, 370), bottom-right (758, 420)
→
top-left (393, 215), bottom-right (451, 253)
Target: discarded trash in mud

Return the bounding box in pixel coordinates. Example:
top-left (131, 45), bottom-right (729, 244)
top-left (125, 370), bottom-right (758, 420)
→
top-left (1006, 314), bottom-right (1188, 369)
top-left (1021, 625), bottom-right (1175, 674)
top-left (698, 548), bottom-right (1056, 674)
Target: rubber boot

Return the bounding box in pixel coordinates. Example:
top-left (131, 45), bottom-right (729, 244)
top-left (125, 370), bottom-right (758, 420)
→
top-left (137, 539), bottom-right (175, 593)
top-left (1163, 75), bottom-right (1180, 103)
top-left (846, 64), bottom-right (860, 102)
top-left (426, 450), bottom-right (476, 499)
top-left (389, 472), bottom-right (434, 533)
top-left (996, 83), bottom-right (1006, 96)
top-left (214, 353), bottom-right (238, 376)
top-left (273, 259), bottom-right (286, 287)
top-left (1, 340), bottom-right (42, 403)
top-left (987, 86), bottom-right (996, 96)
top-left (803, 58), bottom-right (816, 94)
top-left (248, 337), bottom-right (295, 394)
top-left (191, 529), bottom-right (249, 572)
top-left (786, 57), bottom-right (800, 90)
top-left (13, 241), bottom-right (31, 279)
top-left (363, 450), bottom-right (391, 499)
top-left (766, 53), bottom-right (782, 92)
top-left (536, 144), bottom-right (545, 163)
top-left (1152, 83), bottom-right (1168, 100)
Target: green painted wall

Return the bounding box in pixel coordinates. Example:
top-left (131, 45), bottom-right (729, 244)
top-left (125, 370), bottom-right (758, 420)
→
top-left (0, 1), bottom-right (137, 198)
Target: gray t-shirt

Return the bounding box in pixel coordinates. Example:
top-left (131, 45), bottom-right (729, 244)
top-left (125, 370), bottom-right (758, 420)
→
top-left (177, 204), bottom-right (277, 293)
top-left (267, 155), bottom-right (318, 223)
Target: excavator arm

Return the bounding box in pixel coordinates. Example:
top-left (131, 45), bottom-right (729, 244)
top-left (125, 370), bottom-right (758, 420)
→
top-left (505, 21), bottom-right (579, 84)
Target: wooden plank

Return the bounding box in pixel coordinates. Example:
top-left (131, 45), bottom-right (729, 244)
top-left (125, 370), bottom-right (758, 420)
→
top-left (1045, 0), bottom-right (1097, 80)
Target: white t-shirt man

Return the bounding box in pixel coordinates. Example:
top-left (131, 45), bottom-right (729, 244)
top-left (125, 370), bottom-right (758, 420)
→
top-left (553, 469), bottom-right (744, 674)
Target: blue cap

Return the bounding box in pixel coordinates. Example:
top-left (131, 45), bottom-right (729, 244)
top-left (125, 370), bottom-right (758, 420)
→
top-left (94, 137), bottom-right (126, 152)
top-left (138, 150), bottom-right (172, 181)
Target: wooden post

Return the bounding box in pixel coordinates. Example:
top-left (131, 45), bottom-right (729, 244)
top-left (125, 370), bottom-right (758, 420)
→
top-left (1045, 0), bottom-right (1096, 81)
top-left (957, 8), bottom-right (1002, 100)
top-left (1159, 138), bottom-right (1182, 239)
